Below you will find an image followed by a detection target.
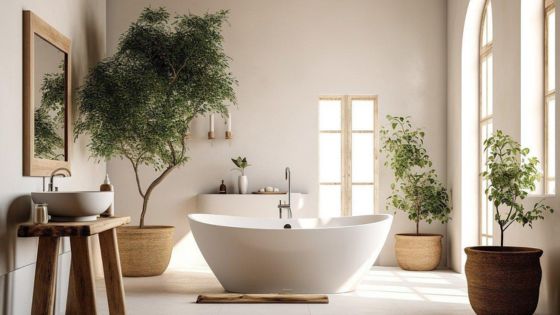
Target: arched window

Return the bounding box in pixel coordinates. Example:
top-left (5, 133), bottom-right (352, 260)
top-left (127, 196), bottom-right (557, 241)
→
top-left (545, 0), bottom-right (556, 194)
top-left (479, 0), bottom-right (493, 246)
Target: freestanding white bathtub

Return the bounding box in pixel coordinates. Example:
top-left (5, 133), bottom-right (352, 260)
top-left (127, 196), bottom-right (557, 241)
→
top-left (188, 213), bottom-right (393, 293)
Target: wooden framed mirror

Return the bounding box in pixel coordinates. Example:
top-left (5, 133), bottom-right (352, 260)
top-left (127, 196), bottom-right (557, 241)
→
top-left (23, 11), bottom-right (72, 176)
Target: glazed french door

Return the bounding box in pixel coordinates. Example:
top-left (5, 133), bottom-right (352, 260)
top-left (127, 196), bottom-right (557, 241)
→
top-left (319, 96), bottom-right (379, 217)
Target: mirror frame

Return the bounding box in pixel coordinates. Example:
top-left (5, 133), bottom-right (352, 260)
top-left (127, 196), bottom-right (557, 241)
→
top-left (23, 11), bottom-right (72, 176)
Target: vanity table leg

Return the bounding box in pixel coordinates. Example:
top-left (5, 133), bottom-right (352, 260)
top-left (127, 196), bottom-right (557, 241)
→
top-left (99, 228), bottom-right (126, 315)
top-left (65, 262), bottom-right (78, 314)
top-left (68, 236), bottom-right (97, 315)
top-left (31, 237), bottom-right (59, 315)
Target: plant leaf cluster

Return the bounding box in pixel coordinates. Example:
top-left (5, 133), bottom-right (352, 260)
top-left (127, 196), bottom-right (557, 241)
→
top-left (231, 156), bottom-right (250, 176)
top-left (381, 115), bottom-right (451, 235)
top-left (75, 7), bottom-right (236, 227)
top-left (482, 130), bottom-right (554, 246)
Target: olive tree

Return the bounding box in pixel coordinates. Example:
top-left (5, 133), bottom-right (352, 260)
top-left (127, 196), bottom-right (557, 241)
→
top-left (482, 130), bottom-right (554, 246)
top-left (381, 115), bottom-right (451, 235)
top-left (76, 8), bottom-right (236, 227)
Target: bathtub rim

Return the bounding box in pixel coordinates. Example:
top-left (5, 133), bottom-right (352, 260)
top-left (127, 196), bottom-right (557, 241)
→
top-left (187, 213), bottom-right (393, 231)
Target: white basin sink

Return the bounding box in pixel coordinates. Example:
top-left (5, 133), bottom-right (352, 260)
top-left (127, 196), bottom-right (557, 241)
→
top-left (31, 191), bottom-right (114, 221)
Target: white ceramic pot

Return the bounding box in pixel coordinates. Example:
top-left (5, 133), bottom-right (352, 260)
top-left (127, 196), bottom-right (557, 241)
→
top-left (238, 175), bottom-right (248, 194)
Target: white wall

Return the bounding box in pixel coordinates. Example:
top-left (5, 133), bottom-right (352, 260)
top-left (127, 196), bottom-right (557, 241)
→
top-left (447, 0), bottom-right (560, 313)
top-left (0, 0), bottom-right (106, 313)
top-left (106, 0), bottom-right (448, 267)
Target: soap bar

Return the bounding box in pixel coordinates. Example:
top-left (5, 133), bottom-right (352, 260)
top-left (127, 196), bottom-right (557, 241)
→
top-left (265, 186), bottom-right (273, 192)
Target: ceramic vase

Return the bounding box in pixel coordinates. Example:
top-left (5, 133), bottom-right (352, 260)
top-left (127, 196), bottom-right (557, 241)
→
top-left (238, 175), bottom-right (248, 194)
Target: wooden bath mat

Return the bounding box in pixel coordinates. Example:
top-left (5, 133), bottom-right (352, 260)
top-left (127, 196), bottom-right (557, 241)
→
top-left (196, 293), bottom-right (329, 304)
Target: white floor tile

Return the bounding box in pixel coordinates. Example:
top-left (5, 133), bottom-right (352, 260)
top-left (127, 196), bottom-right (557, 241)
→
top-left (95, 266), bottom-right (475, 315)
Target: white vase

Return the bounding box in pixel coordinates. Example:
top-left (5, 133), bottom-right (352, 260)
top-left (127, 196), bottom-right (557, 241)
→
top-left (238, 175), bottom-right (248, 194)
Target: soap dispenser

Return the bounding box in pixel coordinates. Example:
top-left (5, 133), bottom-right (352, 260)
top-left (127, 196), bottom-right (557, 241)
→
top-left (100, 174), bottom-right (114, 217)
top-left (219, 180), bottom-right (227, 194)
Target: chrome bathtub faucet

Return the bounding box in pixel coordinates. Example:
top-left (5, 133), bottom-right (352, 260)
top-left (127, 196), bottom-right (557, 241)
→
top-left (278, 167), bottom-right (292, 219)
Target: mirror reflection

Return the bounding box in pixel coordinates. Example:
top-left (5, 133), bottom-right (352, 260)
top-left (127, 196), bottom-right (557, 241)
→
top-left (33, 34), bottom-right (66, 160)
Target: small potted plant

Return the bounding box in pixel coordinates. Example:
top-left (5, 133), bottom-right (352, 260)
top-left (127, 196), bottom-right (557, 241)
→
top-left (231, 156), bottom-right (250, 194)
top-left (76, 8), bottom-right (236, 276)
top-left (381, 116), bottom-right (451, 271)
top-left (465, 130), bottom-right (554, 315)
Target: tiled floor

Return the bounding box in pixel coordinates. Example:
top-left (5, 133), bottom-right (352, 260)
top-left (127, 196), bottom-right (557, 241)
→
top-left (95, 267), bottom-right (475, 315)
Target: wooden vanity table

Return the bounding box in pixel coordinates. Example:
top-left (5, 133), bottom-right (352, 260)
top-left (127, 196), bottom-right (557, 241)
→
top-left (18, 216), bottom-right (130, 315)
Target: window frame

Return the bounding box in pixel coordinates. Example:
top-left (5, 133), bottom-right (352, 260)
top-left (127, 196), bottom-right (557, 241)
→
top-left (479, 0), bottom-right (494, 246)
top-left (544, 0), bottom-right (556, 195)
top-left (319, 95), bottom-right (379, 216)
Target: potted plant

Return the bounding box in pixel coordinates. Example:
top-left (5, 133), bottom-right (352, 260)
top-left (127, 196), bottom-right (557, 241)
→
top-left (231, 156), bottom-right (250, 194)
top-left (465, 130), bottom-right (554, 315)
top-left (381, 116), bottom-right (451, 271)
top-left (75, 7), bottom-right (236, 276)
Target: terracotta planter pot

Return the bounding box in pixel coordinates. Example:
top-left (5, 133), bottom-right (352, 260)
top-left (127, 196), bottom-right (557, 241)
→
top-left (464, 246), bottom-right (542, 315)
top-left (117, 226), bottom-right (175, 277)
top-left (394, 234), bottom-right (442, 271)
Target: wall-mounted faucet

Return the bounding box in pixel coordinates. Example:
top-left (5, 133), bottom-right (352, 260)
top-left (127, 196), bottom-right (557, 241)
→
top-left (49, 167), bottom-right (71, 191)
top-left (278, 167), bottom-right (292, 219)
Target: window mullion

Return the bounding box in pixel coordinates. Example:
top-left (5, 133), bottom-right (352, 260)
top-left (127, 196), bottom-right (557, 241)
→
top-left (342, 95), bottom-right (352, 216)
top-left (373, 98), bottom-right (379, 214)
top-left (340, 96), bottom-right (347, 216)
top-left (347, 96), bottom-right (353, 216)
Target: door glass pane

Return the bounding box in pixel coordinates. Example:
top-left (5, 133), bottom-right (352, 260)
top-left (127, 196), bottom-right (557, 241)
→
top-left (480, 179), bottom-right (487, 234)
top-left (547, 98), bottom-right (556, 194)
top-left (352, 185), bottom-right (374, 215)
top-left (486, 2), bottom-right (493, 43)
top-left (319, 133), bottom-right (341, 183)
top-left (481, 57), bottom-right (487, 118)
top-left (487, 54), bottom-right (493, 115)
top-left (352, 133), bottom-right (374, 183)
top-left (480, 121), bottom-right (492, 171)
top-left (547, 180), bottom-right (555, 194)
top-left (487, 199), bottom-right (493, 236)
top-left (320, 185), bottom-right (341, 217)
top-left (319, 99), bottom-right (341, 131)
top-left (351, 99), bottom-right (374, 130)
top-left (548, 11), bottom-right (556, 92)
top-left (482, 10), bottom-right (488, 45)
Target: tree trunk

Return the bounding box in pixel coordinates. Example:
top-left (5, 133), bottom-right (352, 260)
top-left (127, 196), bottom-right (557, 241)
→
top-left (500, 226), bottom-right (504, 247)
top-left (139, 195), bottom-right (149, 228)
top-left (416, 204), bottom-right (420, 236)
top-left (139, 165), bottom-right (177, 228)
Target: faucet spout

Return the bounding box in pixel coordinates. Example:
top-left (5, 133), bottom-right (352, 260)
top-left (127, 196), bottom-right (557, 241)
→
top-left (49, 167), bottom-right (71, 192)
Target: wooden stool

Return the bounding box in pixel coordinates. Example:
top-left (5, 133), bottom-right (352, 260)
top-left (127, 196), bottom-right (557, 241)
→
top-left (18, 216), bottom-right (131, 315)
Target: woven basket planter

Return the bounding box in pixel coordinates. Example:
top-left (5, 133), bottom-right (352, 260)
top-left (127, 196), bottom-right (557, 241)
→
top-left (117, 226), bottom-right (175, 277)
top-left (465, 246), bottom-right (542, 315)
top-left (395, 234), bottom-right (442, 271)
